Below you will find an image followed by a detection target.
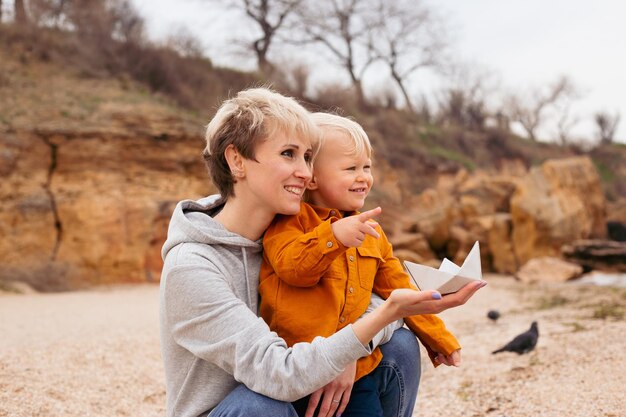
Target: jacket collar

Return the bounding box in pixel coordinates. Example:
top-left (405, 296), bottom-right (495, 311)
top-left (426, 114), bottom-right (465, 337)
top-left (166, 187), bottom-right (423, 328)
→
top-left (307, 203), bottom-right (358, 220)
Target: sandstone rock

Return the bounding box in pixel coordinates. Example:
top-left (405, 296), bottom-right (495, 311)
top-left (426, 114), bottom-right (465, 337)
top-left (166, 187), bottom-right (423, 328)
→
top-left (389, 232), bottom-right (435, 261)
top-left (0, 280), bottom-right (37, 294)
top-left (488, 213), bottom-right (518, 274)
top-left (369, 159), bottom-right (403, 205)
top-left (404, 188), bottom-right (458, 251)
top-left (0, 116), bottom-right (213, 289)
top-left (393, 249), bottom-right (426, 265)
top-left (457, 173), bottom-right (518, 219)
top-left (510, 157), bottom-right (607, 265)
top-left (607, 198), bottom-right (626, 224)
top-left (516, 257), bottom-right (583, 283)
top-left (447, 225), bottom-right (475, 265)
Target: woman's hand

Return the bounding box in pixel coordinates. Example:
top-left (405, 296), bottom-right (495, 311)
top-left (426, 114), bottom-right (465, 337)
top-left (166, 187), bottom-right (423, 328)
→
top-left (305, 361), bottom-right (356, 417)
top-left (436, 349), bottom-right (461, 367)
top-left (351, 281), bottom-right (486, 346)
top-left (388, 280), bottom-right (486, 318)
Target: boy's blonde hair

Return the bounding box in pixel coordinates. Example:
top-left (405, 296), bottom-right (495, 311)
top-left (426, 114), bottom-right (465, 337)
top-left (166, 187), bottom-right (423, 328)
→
top-left (310, 112), bottom-right (372, 158)
top-left (203, 88), bottom-right (320, 200)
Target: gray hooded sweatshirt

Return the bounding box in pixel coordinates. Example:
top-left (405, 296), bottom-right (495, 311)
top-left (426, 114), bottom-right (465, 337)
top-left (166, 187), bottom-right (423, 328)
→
top-left (160, 195), bottom-right (373, 417)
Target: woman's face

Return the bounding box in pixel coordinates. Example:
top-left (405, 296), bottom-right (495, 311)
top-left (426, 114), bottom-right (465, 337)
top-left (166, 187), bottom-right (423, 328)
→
top-left (240, 130), bottom-right (313, 217)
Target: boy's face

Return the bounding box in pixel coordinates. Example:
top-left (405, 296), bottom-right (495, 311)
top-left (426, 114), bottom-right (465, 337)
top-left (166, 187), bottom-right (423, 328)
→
top-left (308, 131), bottom-right (373, 212)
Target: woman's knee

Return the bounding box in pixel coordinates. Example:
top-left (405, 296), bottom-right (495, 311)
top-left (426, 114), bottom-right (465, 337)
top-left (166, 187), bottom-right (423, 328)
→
top-left (210, 385), bottom-right (298, 417)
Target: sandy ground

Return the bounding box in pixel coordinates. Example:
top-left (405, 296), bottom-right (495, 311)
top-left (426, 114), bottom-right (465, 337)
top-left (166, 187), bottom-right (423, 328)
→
top-left (0, 275), bottom-right (624, 417)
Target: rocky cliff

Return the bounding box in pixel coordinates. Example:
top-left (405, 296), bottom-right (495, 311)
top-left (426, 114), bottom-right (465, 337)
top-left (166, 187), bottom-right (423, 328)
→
top-left (0, 107), bottom-right (214, 289)
top-left (0, 30), bottom-right (623, 290)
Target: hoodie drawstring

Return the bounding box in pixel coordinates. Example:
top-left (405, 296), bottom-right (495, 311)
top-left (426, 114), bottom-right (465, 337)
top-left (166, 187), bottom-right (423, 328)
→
top-left (241, 247), bottom-right (252, 307)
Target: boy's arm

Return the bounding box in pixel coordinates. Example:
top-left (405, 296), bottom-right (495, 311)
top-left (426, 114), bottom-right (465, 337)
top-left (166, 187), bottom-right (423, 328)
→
top-left (263, 213), bottom-right (348, 287)
top-left (371, 228), bottom-right (461, 366)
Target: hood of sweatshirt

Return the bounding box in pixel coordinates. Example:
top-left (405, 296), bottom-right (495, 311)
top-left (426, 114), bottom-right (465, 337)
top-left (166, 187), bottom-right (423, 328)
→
top-left (162, 195), bottom-right (263, 308)
top-left (162, 195), bottom-right (262, 256)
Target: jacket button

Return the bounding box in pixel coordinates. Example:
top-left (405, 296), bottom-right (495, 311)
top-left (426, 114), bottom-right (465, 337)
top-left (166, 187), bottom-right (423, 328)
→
top-left (349, 255), bottom-right (355, 262)
top-left (339, 317), bottom-right (346, 323)
top-left (349, 287), bottom-right (354, 293)
top-left (326, 241), bottom-right (333, 248)
top-left (330, 210), bottom-right (336, 216)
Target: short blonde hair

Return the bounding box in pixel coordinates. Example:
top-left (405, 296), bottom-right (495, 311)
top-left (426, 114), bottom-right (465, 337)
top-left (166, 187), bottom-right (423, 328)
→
top-left (203, 88), bottom-right (320, 200)
top-left (310, 112), bottom-right (372, 158)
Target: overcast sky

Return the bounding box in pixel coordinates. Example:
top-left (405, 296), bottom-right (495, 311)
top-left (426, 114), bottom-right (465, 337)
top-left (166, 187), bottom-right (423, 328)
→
top-left (133, 0), bottom-right (625, 143)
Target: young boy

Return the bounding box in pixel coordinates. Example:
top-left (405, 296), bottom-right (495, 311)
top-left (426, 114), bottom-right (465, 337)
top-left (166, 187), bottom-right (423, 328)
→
top-left (259, 112), bottom-right (461, 416)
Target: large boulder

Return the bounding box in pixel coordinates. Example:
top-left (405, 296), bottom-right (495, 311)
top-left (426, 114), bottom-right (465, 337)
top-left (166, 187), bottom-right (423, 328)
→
top-left (404, 187), bottom-right (459, 252)
top-left (510, 157), bottom-right (607, 265)
top-left (457, 173), bottom-right (518, 219)
top-left (516, 256), bottom-right (583, 283)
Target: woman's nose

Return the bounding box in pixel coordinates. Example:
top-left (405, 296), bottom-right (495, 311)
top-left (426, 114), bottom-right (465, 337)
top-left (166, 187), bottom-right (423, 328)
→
top-left (295, 158), bottom-right (312, 179)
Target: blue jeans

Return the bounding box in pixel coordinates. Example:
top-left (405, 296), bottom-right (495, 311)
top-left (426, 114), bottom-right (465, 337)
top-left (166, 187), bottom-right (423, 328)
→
top-left (209, 328), bottom-right (421, 417)
top-left (341, 328), bottom-right (421, 417)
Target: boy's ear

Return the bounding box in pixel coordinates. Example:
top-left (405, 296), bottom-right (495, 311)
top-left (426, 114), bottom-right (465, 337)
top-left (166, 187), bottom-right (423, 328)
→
top-left (306, 175), bottom-right (319, 191)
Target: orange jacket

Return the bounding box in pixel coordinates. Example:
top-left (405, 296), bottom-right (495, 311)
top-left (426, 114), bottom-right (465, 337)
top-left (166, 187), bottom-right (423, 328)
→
top-left (260, 203), bottom-right (461, 381)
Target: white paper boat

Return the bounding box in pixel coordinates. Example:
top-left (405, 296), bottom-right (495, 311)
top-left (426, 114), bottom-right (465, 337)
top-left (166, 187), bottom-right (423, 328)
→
top-left (403, 241), bottom-right (482, 295)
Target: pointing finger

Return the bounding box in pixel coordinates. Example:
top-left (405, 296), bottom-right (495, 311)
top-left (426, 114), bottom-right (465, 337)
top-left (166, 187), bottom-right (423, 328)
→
top-left (357, 206), bottom-right (382, 223)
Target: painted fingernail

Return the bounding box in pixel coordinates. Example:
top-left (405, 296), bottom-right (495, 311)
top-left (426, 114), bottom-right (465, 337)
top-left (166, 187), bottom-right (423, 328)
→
top-left (432, 292), bottom-right (442, 300)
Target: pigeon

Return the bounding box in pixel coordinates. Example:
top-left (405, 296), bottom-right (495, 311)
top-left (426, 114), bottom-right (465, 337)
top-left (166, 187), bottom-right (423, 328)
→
top-left (492, 321), bottom-right (539, 355)
top-left (487, 309), bottom-right (501, 322)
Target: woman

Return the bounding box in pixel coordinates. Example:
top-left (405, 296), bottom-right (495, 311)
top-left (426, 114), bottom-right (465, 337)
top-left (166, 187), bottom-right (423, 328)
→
top-left (159, 87), bottom-right (485, 417)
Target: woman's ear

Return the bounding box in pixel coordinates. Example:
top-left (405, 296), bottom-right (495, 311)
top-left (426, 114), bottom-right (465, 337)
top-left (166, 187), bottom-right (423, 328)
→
top-left (224, 144), bottom-right (246, 178)
top-left (306, 176), bottom-right (319, 191)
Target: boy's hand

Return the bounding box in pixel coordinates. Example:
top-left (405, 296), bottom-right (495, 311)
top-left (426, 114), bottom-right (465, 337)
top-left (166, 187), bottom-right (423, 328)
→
top-left (436, 349), bottom-right (461, 367)
top-left (331, 207), bottom-right (381, 247)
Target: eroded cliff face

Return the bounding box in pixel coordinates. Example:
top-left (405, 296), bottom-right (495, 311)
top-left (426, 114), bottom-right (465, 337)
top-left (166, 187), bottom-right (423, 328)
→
top-left (0, 110), bottom-right (213, 290)
top-left (1, 114), bottom-right (612, 290)
top-left (0, 42), bottom-right (618, 290)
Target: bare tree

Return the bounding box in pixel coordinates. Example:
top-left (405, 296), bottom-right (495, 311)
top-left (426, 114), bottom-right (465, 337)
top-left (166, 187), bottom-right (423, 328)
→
top-left (166, 26), bottom-right (205, 58)
top-left (595, 111), bottom-right (620, 144)
top-left (555, 103), bottom-right (579, 145)
top-left (286, 61), bottom-right (310, 97)
top-left (294, 0), bottom-right (378, 106)
top-left (15, 0), bottom-right (29, 25)
top-left (222, 0), bottom-right (302, 75)
top-left (110, 0), bottom-right (144, 44)
top-left (28, 0), bottom-right (70, 28)
top-left (370, 79), bottom-right (398, 109)
top-left (437, 61), bottom-right (497, 130)
top-left (506, 75), bottom-right (578, 141)
top-left (370, 0), bottom-right (446, 113)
